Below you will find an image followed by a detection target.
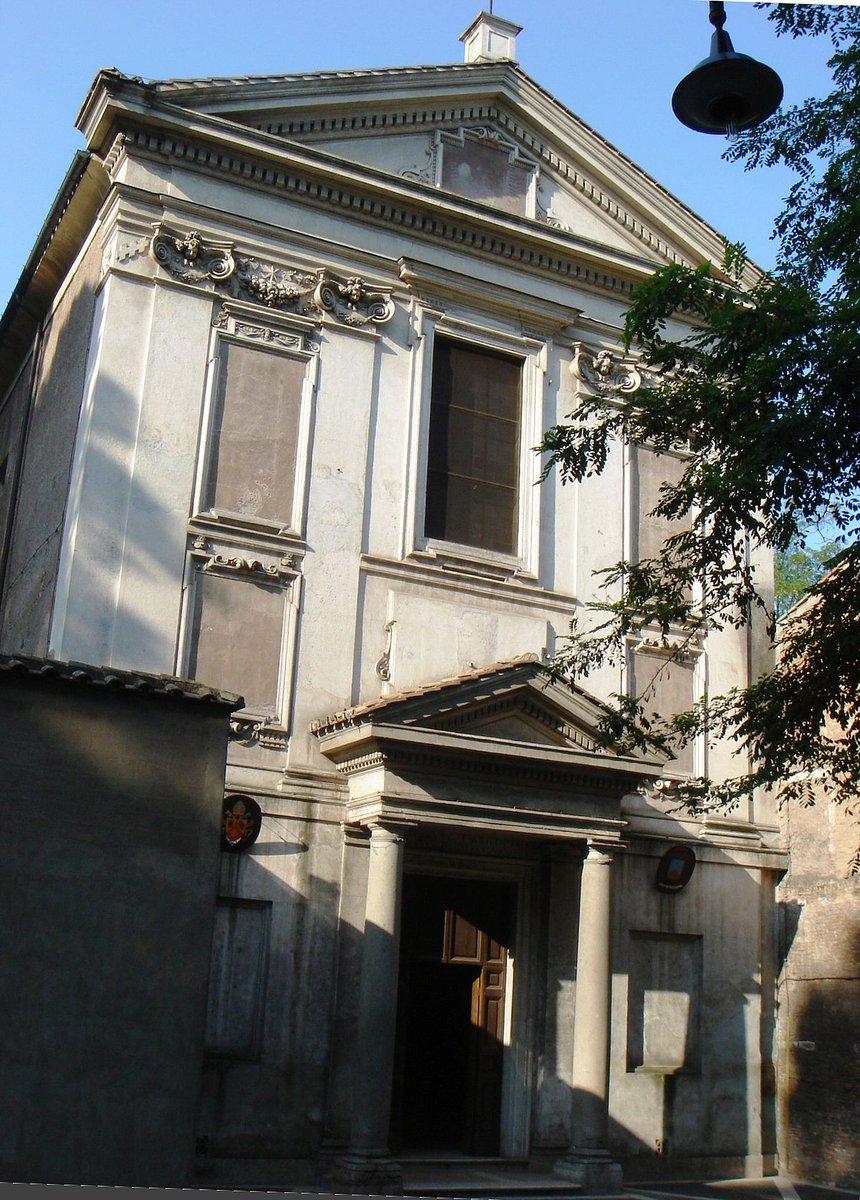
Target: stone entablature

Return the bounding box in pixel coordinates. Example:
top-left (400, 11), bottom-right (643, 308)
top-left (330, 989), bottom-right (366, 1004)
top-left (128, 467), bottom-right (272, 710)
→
top-left (313, 658), bottom-right (663, 842)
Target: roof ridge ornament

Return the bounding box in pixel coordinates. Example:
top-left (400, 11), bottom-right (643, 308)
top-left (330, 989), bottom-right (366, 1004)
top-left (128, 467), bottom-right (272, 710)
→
top-left (460, 11), bottom-right (522, 65)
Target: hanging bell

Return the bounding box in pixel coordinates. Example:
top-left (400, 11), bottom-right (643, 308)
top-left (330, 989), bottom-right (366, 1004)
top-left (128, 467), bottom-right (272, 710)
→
top-left (672, 0), bottom-right (783, 135)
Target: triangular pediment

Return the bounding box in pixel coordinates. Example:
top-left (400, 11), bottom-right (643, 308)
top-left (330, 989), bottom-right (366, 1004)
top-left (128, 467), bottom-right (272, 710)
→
top-left (312, 658), bottom-right (666, 821)
top-left (133, 62), bottom-right (740, 273)
top-left (311, 656), bottom-right (655, 762)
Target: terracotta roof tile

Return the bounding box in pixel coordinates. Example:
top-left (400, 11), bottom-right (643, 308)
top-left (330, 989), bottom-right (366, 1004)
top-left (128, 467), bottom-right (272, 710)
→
top-left (0, 653), bottom-right (242, 708)
top-left (148, 63), bottom-right (485, 91)
top-left (310, 654), bottom-right (542, 735)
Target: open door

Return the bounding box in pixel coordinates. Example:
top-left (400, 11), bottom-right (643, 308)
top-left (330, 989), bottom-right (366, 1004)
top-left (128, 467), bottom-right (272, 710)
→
top-left (392, 876), bottom-right (514, 1155)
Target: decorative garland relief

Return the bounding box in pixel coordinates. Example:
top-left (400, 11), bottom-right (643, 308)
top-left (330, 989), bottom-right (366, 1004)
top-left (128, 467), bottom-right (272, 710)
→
top-left (571, 342), bottom-right (645, 397)
top-left (151, 225), bottom-right (395, 327)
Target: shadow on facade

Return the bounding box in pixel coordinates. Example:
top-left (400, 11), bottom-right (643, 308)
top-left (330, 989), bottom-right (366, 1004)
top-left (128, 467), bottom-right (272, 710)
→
top-left (195, 815), bottom-right (785, 1188)
top-left (780, 910), bottom-right (860, 1188)
top-left (1, 243), bottom-right (103, 657)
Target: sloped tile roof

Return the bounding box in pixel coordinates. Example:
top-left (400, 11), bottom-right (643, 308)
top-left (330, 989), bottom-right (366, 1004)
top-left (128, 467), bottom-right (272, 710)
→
top-left (310, 654), bottom-right (543, 735)
top-left (147, 62), bottom-right (486, 92)
top-left (0, 653), bottom-right (242, 708)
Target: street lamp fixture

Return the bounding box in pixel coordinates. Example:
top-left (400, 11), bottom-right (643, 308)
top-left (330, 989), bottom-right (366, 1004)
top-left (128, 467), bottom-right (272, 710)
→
top-left (672, 0), bottom-right (783, 135)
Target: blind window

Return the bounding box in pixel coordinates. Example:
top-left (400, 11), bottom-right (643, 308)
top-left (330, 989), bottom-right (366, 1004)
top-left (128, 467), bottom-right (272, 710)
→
top-left (205, 341), bottom-right (305, 525)
top-left (188, 571), bottom-right (283, 709)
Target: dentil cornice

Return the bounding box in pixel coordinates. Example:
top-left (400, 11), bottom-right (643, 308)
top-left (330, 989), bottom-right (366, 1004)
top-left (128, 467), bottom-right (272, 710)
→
top-left (77, 65), bottom-right (761, 287)
top-left (78, 80), bottom-right (672, 299)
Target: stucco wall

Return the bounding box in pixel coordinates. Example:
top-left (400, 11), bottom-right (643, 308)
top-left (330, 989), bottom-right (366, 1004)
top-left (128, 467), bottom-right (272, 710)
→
top-left (1, 237), bottom-right (102, 655)
top-left (778, 792), bottom-right (860, 1187)
top-left (609, 843), bottom-right (780, 1180)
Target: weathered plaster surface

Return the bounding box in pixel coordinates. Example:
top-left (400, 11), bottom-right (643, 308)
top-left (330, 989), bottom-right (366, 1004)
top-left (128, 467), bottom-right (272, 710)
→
top-left (1, 237), bottom-right (103, 655)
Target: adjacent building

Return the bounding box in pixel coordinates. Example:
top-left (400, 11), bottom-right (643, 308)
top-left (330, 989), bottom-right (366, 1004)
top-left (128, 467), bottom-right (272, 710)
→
top-left (0, 14), bottom-right (787, 1191)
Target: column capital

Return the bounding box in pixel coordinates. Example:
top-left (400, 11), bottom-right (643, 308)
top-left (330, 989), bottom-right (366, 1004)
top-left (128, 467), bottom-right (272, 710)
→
top-left (583, 840), bottom-right (619, 865)
top-left (367, 818), bottom-right (413, 845)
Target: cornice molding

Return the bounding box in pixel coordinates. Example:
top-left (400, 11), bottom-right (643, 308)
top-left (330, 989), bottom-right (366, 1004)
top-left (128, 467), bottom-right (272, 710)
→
top-left (83, 62), bottom-right (756, 281)
top-left (79, 89), bottom-right (672, 299)
top-left (0, 153), bottom-right (111, 398)
top-left (316, 720), bottom-right (662, 796)
top-left (344, 792), bottom-right (629, 846)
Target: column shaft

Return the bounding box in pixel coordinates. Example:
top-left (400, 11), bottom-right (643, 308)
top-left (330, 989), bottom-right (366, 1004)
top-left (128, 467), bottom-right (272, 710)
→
top-left (570, 845), bottom-right (613, 1147)
top-left (556, 843), bottom-right (622, 1190)
top-left (349, 824), bottom-right (404, 1157)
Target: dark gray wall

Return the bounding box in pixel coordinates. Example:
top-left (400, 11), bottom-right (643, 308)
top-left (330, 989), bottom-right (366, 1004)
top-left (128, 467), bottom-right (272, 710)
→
top-left (0, 668), bottom-right (231, 1186)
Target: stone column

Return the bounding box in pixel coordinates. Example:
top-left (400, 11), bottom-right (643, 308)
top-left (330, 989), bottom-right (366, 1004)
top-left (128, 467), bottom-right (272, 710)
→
top-left (338, 821), bottom-right (405, 1191)
top-left (555, 843), bottom-right (623, 1191)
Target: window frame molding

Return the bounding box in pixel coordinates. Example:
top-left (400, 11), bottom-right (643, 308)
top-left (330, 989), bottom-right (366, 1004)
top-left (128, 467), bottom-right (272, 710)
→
top-left (176, 538), bottom-right (303, 730)
top-left (191, 301), bottom-right (320, 543)
top-left (177, 300), bottom-right (316, 734)
top-left (404, 306), bottom-right (547, 581)
top-left (434, 126), bottom-right (540, 220)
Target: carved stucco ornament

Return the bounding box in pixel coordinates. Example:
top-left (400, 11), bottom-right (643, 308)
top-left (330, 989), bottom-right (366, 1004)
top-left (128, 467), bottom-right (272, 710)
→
top-left (229, 713), bottom-right (288, 750)
top-left (571, 343), bottom-right (644, 398)
top-left (374, 620), bottom-right (396, 682)
top-left (151, 226), bottom-right (236, 283)
top-left (201, 553), bottom-right (296, 582)
top-left (151, 226), bottom-right (394, 326)
top-left (313, 271), bottom-right (395, 326)
top-left (233, 257), bottom-right (318, 310)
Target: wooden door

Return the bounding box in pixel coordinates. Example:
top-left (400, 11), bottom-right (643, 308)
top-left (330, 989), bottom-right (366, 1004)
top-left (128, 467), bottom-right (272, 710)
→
top-left (392, 876), bottom-right (513, 1155)
top-left (443, 909), bottom-right (507, 1154)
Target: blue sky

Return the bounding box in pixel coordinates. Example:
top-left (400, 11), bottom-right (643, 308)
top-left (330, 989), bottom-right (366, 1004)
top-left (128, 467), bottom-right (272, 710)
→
top-left (0, 1), bottom-right (838, 305)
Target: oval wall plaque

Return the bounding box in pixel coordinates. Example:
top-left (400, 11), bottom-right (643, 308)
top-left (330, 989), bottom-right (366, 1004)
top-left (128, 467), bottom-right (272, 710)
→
top-left (655, 844), bottom-right (696, 893)
top-left (221, 794), bottom-right (262, 853)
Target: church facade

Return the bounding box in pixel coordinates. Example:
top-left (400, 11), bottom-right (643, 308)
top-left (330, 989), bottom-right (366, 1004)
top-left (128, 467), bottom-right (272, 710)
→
top-left (0, 15), bottom-right (785, 1191)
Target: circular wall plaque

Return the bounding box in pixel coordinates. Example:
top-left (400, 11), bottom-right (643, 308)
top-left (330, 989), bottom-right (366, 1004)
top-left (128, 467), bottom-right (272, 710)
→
top-left (221, 794), bottom-right (262, 852)
top-left (655, 844), bottom-right (696, 893)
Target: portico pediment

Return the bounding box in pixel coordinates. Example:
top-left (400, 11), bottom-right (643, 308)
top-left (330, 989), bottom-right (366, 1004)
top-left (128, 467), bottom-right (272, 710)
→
top-left (311, 657), bottom-right (665, 842)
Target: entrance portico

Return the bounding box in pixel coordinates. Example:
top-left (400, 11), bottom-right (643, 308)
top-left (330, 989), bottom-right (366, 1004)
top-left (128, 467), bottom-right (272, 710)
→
top-left (312, 657), bottom-right (664, 1191)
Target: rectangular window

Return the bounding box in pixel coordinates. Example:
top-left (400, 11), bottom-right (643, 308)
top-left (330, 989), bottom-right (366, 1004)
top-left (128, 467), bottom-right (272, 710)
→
top-left (205, 341), bottom-right (305, 525)
top-left (424, 337), bottom-right (522, 556)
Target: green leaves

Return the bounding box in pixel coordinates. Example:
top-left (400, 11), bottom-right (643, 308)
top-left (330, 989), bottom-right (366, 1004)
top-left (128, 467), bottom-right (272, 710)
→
top-left (543, 7), bottom-right (860, 868)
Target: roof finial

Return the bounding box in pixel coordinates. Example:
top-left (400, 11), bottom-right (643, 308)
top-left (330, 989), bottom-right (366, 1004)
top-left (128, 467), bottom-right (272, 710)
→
top-left (460, 11), bottom-right (522, 64)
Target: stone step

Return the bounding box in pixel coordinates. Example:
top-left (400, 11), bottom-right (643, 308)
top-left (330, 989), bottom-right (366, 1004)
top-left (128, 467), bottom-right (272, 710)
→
top-left (401, 1161), bottom-right (582, 1199)
top-left (403, 1185), bottom-right (582, 1198)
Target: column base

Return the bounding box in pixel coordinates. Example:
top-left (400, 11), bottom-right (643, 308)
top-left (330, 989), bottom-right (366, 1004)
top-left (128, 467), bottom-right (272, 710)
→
top-left (331, 1152), bottom-right (403, 1194)
top-left (554, 1148), bottom-right (623, 1193)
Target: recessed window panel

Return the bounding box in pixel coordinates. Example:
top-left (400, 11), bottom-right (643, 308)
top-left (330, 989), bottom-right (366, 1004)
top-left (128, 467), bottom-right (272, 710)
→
top-left (205, 341), bottom-right (305, 525)
top-left (188, 571), bottom-right (283, 709)
top-left (440, 137), bottom-right (531, 216)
